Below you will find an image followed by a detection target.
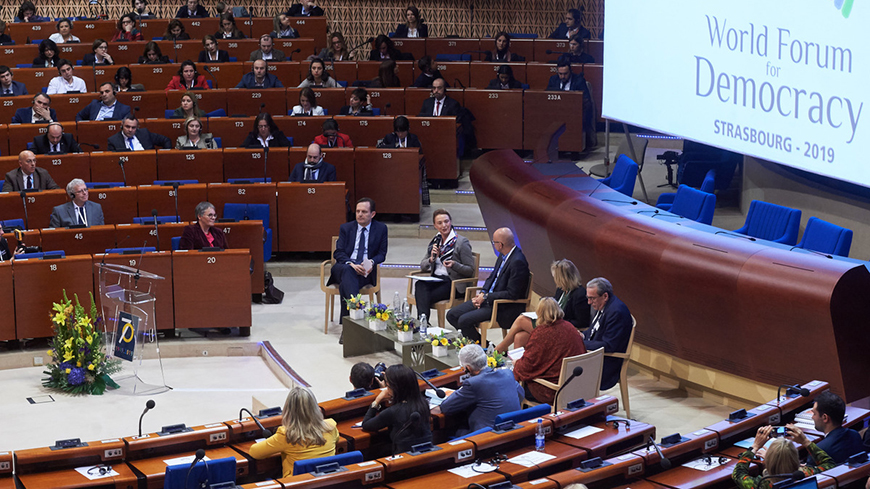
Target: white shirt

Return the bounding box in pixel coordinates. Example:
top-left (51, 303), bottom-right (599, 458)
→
top-left (96, 101), bottom-right (116, 121)
top-left (432, 97), bottom-right (444, 116)
top-left (407, 28), bottom-right (419, 38)
top-left (74, 204), bottom-right (88, 226)
top-left (257, 135), bottom-right (273, 147)
top-left (46, 75), bottom-right (87, 95)
top-left (291, 105), bottom-right (325, 116)
top-left (261, 51), bottom-right (274, 60)
top-left (124, 135), bottom-right (144, 151)
top-left (48, 33), bottom-right (80, 43)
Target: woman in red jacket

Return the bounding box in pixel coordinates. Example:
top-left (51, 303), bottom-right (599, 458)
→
top-left (179, 201), bottom-right (228, 250)
top-left (165, 61), bottom-right (210, 91)
top-left (313, 118), bottom-right (353, 148)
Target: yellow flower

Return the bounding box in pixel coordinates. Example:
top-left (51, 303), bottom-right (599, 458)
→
top-left (487, 357), bottom-right (496, 368)
top-left (63, 351), bottom-right (74, 362)
top-left (46, 350), bottom-right (53, 357)
top-left (76, 361), bottom-right (81, 367)
top-left (431, 339), bottom-right (439, 346)
top-left (85, 335), bottom-right (93, 343)
top-left (65, 368), bottom-right (71, 374)
top-left (88, 364), bottom-right (95, 371)
top-left (440, 338), bottom-right (449, 346)
top-left (376, 313), bottom-right (383, 320)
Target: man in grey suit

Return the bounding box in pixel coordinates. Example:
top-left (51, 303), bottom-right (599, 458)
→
top-left (2, 150), bottom-right (61, 192)
top-left (434, 344), bottom-right (523, 436)
top-left (249, 34), bottom-right (286, 61)
top-left (49, 178), bottom-right (105, 228)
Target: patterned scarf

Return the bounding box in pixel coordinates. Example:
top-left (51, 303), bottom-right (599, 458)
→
top-left (429, 230), bottom-right (456, 270)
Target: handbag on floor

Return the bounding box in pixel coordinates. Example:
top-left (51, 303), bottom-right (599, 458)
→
top-left (263, 271), bottom-right (284, 304)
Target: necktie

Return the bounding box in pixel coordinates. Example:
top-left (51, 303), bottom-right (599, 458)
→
top-left (4, 89), bottom-right (10, 95)
top-left (53, 143), bottom-right (59, 153)
top-left (127, 137), bottom-right (134, 150)
top-left (355, 227), bottom-right (367, 264)
top-left (589, 311), bottom-right (603, 339)
top-left (77, 206), bottom-right (85, 225)
top-left (488, 256), bottom-right (504, 293)
top-left (434, 100), bottom-right (441, 116)
top-left (561, 81), bottom-right (567, 90)
top-left (26, 175), bottom-right (32, 189)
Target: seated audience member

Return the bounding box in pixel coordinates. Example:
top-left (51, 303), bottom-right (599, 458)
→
top-left (370, 59), bottom-right (401, 88)
top-left (49, 18), bottom-right (80, 44)
top-left (76, 83), bottom-right (132, 121)
top-left (32, 122), bottom-right (82, 154)
top-left (290, 87), bottom-right (324, 116)
top-left (447, 227), bottom-right (529, 343)
top-left (559, 33), bottom-right (595, 65)
top-left (513, 297), bottom-right (586, 404)
top-left (327, 198), bottom-right (388, 323)
top-left (139, 41), bottom-right (171, 64)
top-left (133, 0), bottom-right (154, 18)
top-left (2, 150), bottom-right (61, 191)
top-left (49, 178), bottom-right (105, 228)
top-left (0, 233), bottom-right (22, 260)
top-left (176, 0), bottom-right (209, 18)
top-left (108, 116), bottom-right (172, 151)
top-left (237, 59), bottom-right (284, 88)
top-left (216, 12), bottom-right (245, 39)
top-left (0, 66), bottom-right (29, 96)
top-left (316, 32), bottom-right (351, 61)
top-left (339, 88), bottom-right (374, 116)
top-left (485, 32), bottom-right (525, 62)
top-left (47, 60), bottom-right (87, 94)
top-left (412, 208), bottom-right (472, 319)
top-left (243, 112), bottom-right (291, 148)
top-left (32, 39), bottom-right (61, 68)
top-left (314, 118), bottom-right (353, 148)
top-left (380, 115), bottom-right (420, 148)
top-left (114, 67), bottom-right (145, 92)
top-left (547, 60), bottom-right (594, 146)
top-left (486, 65), bottom-right (523, 89)
top-left (166, 61), bottom-right (210, 91)
top-left (250, 387), bottom-right (339, 478)
top-left (436, 344), bottom-right (522, 435)
top-left (271, 13), bottom-right (299, 38)
top-left (497, 259), bottom-right (588, 353)
top-left (732, 425), bottom-right (834, 489)
top-left (250, 34), bottom-right (286, 61)
top-left (582, 277), bottom-right (633, 390)
top-left (550, 8), bottom-right (591, 40)
top-left (83, 39), bottom-right (115, 66)
top-left (412, 55), bottom-right (441, 88)
top-left (370, 35), bottom-right (402, 61)
top-left (350, 362), bottom-right (383, 390)
top-left (12, 93), bottom-right (56, 124)
top-left (298, 58), bottom-right (338, 88)
top-left (171, 91), bottom-right (207, 119)
top-left (163, 19), bottom-right (191, 41)
top-left (806, 391), bottom-right (864, 464)
top-left (15, 1), bottom-right (43, 23)
top-left (418, 78), bottom-right (461, 117)
top-left (175, 116), bottom-right (217, 149)
top-left (198, 35), bottom-right (230, 63)
top-left (0, 21), bottom-right (10, 44)
top-left (179, 201), bottom-right (228, 249)
top-left (287, 0), bottom-right (323, 17)
top-left (362, 365), bottom-right (432, 453)
top-left (112, 13), bottom-right (144, 41)
top-left (289, 143), bottom-right (336, 182)
top-left (395, 5), bottom-right (428, 38)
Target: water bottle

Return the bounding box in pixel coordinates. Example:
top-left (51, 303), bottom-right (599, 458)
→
top-left (392, 291), bottom-right (401, 313)
top-left (535, 418), bottom-right (546, 452)
top-left (419, 314), bottom-right (428, 336)
top-left (401, 298), bottom-right (410, 319)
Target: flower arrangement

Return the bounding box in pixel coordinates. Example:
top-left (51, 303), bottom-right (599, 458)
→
top-left (396, 316), bottom-right (415, 332)
top-left (487, 349), bottom-right (506, 368)
top-left (42, 291), bottom-right (121, 395)
top-left (366, 303), bottom-right (394, 322)
top-left (345, 294), bottom-right (367, 311)
top-left (450, 336), bottom-right (475, 349)
top-left (429, 331), bottom-right (450, 348)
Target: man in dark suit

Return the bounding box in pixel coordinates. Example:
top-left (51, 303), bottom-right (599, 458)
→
top-left (235, 59), bottom-right (284, 88)
top-left (289, 143), bottom-right (337, 182)
top-left (549, 8), bottom-right (591, 40)
top-left (807, 391), bottom-right (864, 464)
top-left (11, 94), bottom-right (57, 124)
top-left (327, 198), bottom-right (388, 325)
top-left (418, 78), bottom-right (461, 117)
top-left (0, 65), bottom-right (28, 96)
top-left (447, 227), bottom-right (530, 343)
top-left (582, 277), bottom-right (633, 391)
top-left (547, 60), bottom-right (594, 147)
top-left (2, 150), bottom-right (61, 192)
top-left (107, 116), bottom-right (172, 151)
top-left (49, 178), bottom-right (105, 228)
top-left (380, 115), bottom-right (422, 149)
top-left (249, 35), bottom-right (286, 61)
top-left (436, 344), bottom-right (523, 436)
top-left (287, 0), bottom-right (323, 16)
top-left (32, 122), bottom-right (82, 155)
top-left (75, 82), bottom-right (131, 122)
top-left (175, 0), bottom-right (209, 18)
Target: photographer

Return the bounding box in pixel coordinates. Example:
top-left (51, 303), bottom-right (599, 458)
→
top-left (349, 362), bottom-right (385, 391)
top-left (732, 424), bottom-right (834, 489)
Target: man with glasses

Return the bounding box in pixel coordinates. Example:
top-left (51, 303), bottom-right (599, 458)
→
top-left (46, 59), bottom-right (87, 95)
top-left (49, 178), bottom-right (105, 228)
top-left (447, 227), bottom-right (529, 344)
top-left (2, 150), bottom-right (61, 192)
top-left (582, 277), bottom-right (632, 390)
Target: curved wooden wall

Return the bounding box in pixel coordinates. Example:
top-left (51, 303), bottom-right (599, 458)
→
top-left (470, 150), bottom-right (870, 402)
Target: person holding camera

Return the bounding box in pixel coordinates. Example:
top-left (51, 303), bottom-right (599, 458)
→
top-left (732, 424), bottom-right (834, 489)
top-left (349, 362), bottom-right (385, 391)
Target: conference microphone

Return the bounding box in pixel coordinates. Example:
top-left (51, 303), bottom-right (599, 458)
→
top-left (287, 48), bottom-right (302, 61)
top-left (383, 102), bottom-right (391, 116)
top-left (202, 66), bottom-right (219, 89)
top-left (605, 415), bottom-right (632, 428)
top-left (151, 209), bottom-right (161, 251)
top-left (552, 366), bottom-right (583, 412)
top-left (601, 198), bottom-right (638, 205)
top-left (259, 103), bottom-right (266, 114)
top-left (647, 435), bottom-right (672, 469)
top-left (19, 191), bottom-right (30, 230)
top-left (788, 246), bottom-right (833, 259)
top-left (636, 208), bottom-right (660, 215)
top-left (775, 384), bottom-right (811, 404)
top-left (239, 408), bottom-right (273, 439)
top-left (349, 37), bottom-right (376, 56)
top-left (393, 411), bottom-right (421, 455)
top-left (185, 449), bottom-right (206, 489)
top-left (453, 78), bottom-right (465, 89)
top-left (100, 234), bottom-right (131, 269)
top-left (415, 370), bottom-right (445, 398)
top-left (138, 399), bottom-right (156, 437)
top-left (118, 157), bottom-right (128, 187)
top-left (80, 142), bottom-right (101, 150)
top-left (714, 230), bottom-right (757, 241)
top-left (171, 184), bottom-right (181, 223)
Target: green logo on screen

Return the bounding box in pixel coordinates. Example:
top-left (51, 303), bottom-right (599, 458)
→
top-left (833, 0), bottom-right (854, 18)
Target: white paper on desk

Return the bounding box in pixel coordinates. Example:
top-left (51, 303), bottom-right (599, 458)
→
top-left (521, 312), bottom-right (538, 320)
top-left (75, 465), bottom-right (119, 480)
top-left (507, 347), bottom-right (525, 361)
top-left (564, 425), bottom-right (603, 439)
top-left (164, 454), bottom-right (211, 466)
top-left (682, 457), bottom-right (729, 471)
top-left (448, 462), bottom-right (497, 478)
top-left (425, 327), bottom-right (449, 337)
top-left (406, 274), bottom-right (445, 282)
top-left (427, 388), bottom-right (453, 407)
top-left (507, 451), bottom-right (557, 467)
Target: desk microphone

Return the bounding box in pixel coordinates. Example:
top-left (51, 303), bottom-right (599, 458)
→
top-left (393, 411), bottom-right (421, 455)
top-left (239, 408), bottom-right (273, 438)
top-left (100, 234), bottom-right (131, 269)
top-left (138, 399), bottom-right (156, 436)
top-left (788, 246), bottom-right (833, 259)
top-left (170, 184), bottom-right (180, 223)
top-left (383, 102), bottom-right (391, 116)
top-left (415, 370), bottom-right (445, 398)
top-left (587, 179), bottom-right (604, 199)
top-left (262, 145), bottom-right (270, 184)
top-left (647, 435), bottom-right (672, 469)
top-left (80, 142), bottom-right (101, 150)
top-left (601, 198), bottom-right (638, 205)
top-left (636, 208), bottom-right (659, 215)
top-left (203, 65), bottom-right (218, 89)
top-left (552, 366), bottom-right (583, 413)
top-left (151, 209), bottom-right (161, 251)
top-left (775, 384), bottom-right (810, 404)
top-left (453, 77), bottom-right (465, 89)
top-left (714, 230), bottom-right (756, 241)
top-left (259, 103), bottom-right (265, 114)
top-left (349, 37), bottom-right (375, 58)
top-left (287, 48), bottom-right (301, 61)
top-left (19, 191), bottom-right (30, 230)
top-left (605, 415), bottom-right (631, 429)
top-left (185, 449), bottom-right (206, 489)
top-left (118, 157), bottom-right (128, 186)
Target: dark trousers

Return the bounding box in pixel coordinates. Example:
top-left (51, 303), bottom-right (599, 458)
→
top-left (330, 263), bottom-right (374, 317)
top-left (446, 299), bottom-right (493, 342)
top-left (414, 277), bottom-right (451, 320)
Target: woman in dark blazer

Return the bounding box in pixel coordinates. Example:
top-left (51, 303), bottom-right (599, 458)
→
top-left (362, 365), bottom-right (432, 454)
top-left (32, 39), bottom-right (60, 67)
top-left (484, 32), bottom-right (525, 62)
top-left (242, 112), bottom-right (291, 148)
top-left (486, 65), bottom-right (523, 89)
top-left (179, 201), bottom-right (228, 250)
top-left (369, 35), bottom-right (402, 61)
top-left (413, 209), bottom-right (474, 320)
top-left (496, 259), bottom-right (590, 353)
top-left (394, 5), bottom-right (428, 38)
top-left (198, 35), bottom-right (230, 63)
top-left (82, 39), bottom-right (115, 66)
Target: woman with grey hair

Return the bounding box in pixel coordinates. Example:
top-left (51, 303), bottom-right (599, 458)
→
top-left (179, 201), bottom-right (228, 249)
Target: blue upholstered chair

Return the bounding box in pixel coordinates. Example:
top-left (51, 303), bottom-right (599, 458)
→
top-left (666, 185), bottom-right (717, 225)
top-left (133, 216), bottom-right (179, 225)
top-left (153, 180), bottom-right (198, 185)
top-left (227, 178), bottom-right (272, 184)
top-left (656, 169), bottom-right (715, 211)
top-left (171, 236), bottom-right (181, 251)
top-left (733, 200), bottom-right (801, 245)
top-left (1, 219), bottom-right (25, 231)
top-left (493, 403), bottom-right (551, 426)
top-left (86, 182), bottom-right (125, 189)
top-left (16, 251), bottom-right (66, 260)
top-left (676, 141), bottom-right (741, 191)
top-left (435, 53), bottom-right (471, 61)
top-left (507, 33), bottom-right (538, 39)
top-left (164, 456), bottom-right (236, 489)
top-left (598, 154), bottom-right (638, 197)
top-left (292, 451), bottom-right (363, 475)
top-left (223, 203), bottom-right (272, 261)
top-left (206, 108), bottom-right (226, 117)
top-left (795, 217), bottom-right (853, 257)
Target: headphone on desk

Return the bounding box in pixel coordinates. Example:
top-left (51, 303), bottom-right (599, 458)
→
top-left (87, 464), bottom-right (111, 476)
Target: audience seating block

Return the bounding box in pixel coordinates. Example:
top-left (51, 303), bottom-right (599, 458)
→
top-left (0, 189), bottom-right (67, 230)
top-left (364, 88), bottom-right (406, 117)
top-left (222, 147), bottom-right (290, 182)
top-left (390, 38), bottom-right (426, 60)
top-left (339, 116), bottom-right (394, 148)
top-left (205, 117), bottom-right (254, 148)
top-left (0, 98), bottom-right (32, 128)
top-left (273, 38), bottom-right (318, 59)
top-left (255, 61), bottom-right (304, 87)
top-left (330, 62), bottom-right (358, 87)
top-left (272, 116), bottom-right (325, 147)
top-left (469, 62), bottom-right (528, 88)
top-left (215, 220), bottom-right (266, 294)
top-left (356, 61), bottom-right (416, 88)
top-left (226, 88), bottom-right (287, 117)
top-left (408, 117), bottom-right (458, 180)
top-left (40, 224), bottom-right (116, 256)
top-left (157, 149), bottom-right (224, 183)
top-left (136, 183), bottom-right (208, 219)
top-left (36, 153), bottom-right (90, 188)
top-left (76, 120), bottom-right (125, 153)
top-left (286, 87), bottom-right (347, 116)
top-left (426, 38), bottom-right (484, 60)
top-left (430, 61), bottom-right (470, 89)
top-left (117, 222), bottom-right (187, 253)
top-left (202, 62), bottom-right (246, 91)
top-left (6, 124), bottom-right (51, 159)
top-left (165, 89), bottom-right (229, 116)
top-left (464, 89), bottom-right (523, 149)
top-left (208, 182), bottom-right (278, 249)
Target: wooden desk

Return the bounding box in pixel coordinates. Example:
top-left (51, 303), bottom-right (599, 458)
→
top-left (279, 460), bottom-right (387, 489)
top-left (53, 93), bottom-right (99, 124)
top-left (90, 151), bottom-right (158, 187)
top-left (0, 189), bottom-right (68, 235)
top-left (390, 39), bottom-right (426, 61)
top-left (14, 437), bottom-right (126, 474)
top-left (253, 61), bottom-right (303, 87)
top-left (226, 88), bottom-right (288, 117)
top-left (138, 18), bottom-right (170, 40)
top-left (171, 249), bottom-right (252, 328)
top-left (554, 420), bottom-right (655, 460)
top-left (383, 465), bottom-right (504, 489)
top-left (165, 89), bottom-right (229, 115)
top-left (362, 88), bottom-right (406, 117)
top-left (469, 62), bottom-right (528, 88)
top-left (545, 395), bottom-right (620, 431)
top-left (275, 182), bottom-right (345, 252)
top-left (516, 478), bottom-right (559, 489)
top-left (356, 62), bottom-right (415, 89)
top-left (287, 18), bottom-right (328, 52)
top-left (0, 263), bottom-right (15, 341)
top-left (330, 62), bottom-right (358, 87)
top-left (13, 254), bottom-right (95, 338)
top-left (630, 429), bottom-right (720, 475)
top-left (116, 222), bottom-right (186, 253)
top-left (216, 221), bottom-right (265, 294)
top-left (40, 224), bottom-right (116, 255)
top-left (7, 123), bottom-right (50, 157)
top-left (333, 416), bottom-right (389, 453)
top-left (156, 149), bottom-right (224, 183)
top-left (497, 441), bottom-right (587, 483)
top-left (644, 452), bottom-right (745, 489)
top-left (136, 183), bottom-right (208, 219)
top-left (547, 453), bottom-right (647, 487)
top-left (407, 117), bottom-right (457, 180)
top-left (817, 460), bottom-right (870, 488)
top-left (465, 418), bottom-right (554, 455)
top-left (319, 390), bottom-right (379, 421)
top-left (93, 251), bottom-right (175, 331)
top-left (206, 117), bottom-right (254, 148)
top-left (463, 89), bottom-right (523, 149)
top-left (15, 462), bottom-right (138, 489)
top-left (0, 99), bottom-right (30, 133)
top-left (207, 182), bottom-right (278, 249)
top-left (125, 422), bottom-right (230, 461)
top-left (764, 380), bottom-right (829, 419)
top-left (222, 147), bottom-right (290, 182)
top-left (704, 403), bottom-right (783, 446)
top-left (32, 154), bottom-right (90, 189)
top-left (115, 91), bottom-right (168, 120)
top-left (510, 39), bottom-right (536, 62)
top-left (523, 90), bottom-right (584, 152)
top-left (178, 18), bottom-right (221, 39)
top-left (272, 38), bottom-right (318, 60)
top-left (201, 63), bottom-right (246, 91)
top-left (426, 38), bottom-right (484, 60)
top-left (533, 40), bottom-right (571, 64)
top-left (272, 116), bottom-right (325, 147)
top-left (354, 148), bottom-right (420, 215)
top-left (339, 116), bottom-right (394, 148)
top-left (76, 121), bottom-right (128, 154)
top-left (128, 64), bottom-right (180, 92)
top-left (127, 445), bottom-right (247, 489)
top-left (286, 88), bottom-right (347, 117)
top-left (430, 62), bottom-right (469, 89)
top-left (0, 44), bottom-right (38, 69)
top-left (377, 438), bottom-right (475, 482)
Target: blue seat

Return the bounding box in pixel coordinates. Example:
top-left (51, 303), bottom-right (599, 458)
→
top-left (336, 81), bottom-right (348, 87)
top-left (206, 80), bottom-right (213, 88)
top-left (164, 109), bottom-right (174, 118)
top-left (86, 182), bottom-right (125, 189)
top-left (450, 426), bottom-right (492, 441)
top-left (105, 247), bottom-right (157, 254)
top-left (795, 217), bottom-right (853, 257)
top-left (133, 216), bottom-right (179, 225)
top-left (322, 108), bottom-right (328, 115)
top-left (16, 64), bottom-right (32, 69)
top-left (507, 33), bottom-right (538, 39)
top-left (223, 203), bottom-right (272, 261)
top-left (521, 83), bottom-right (530, 90)
top-left (388, 32), bottom-right (395, 38)
top-left (435, 54), bottom-right (471, 61)
top-left (228, 56), bottom-right (237, 62)
top-left (733, 200), bottom-right (801, 245)
top-left (657, 169), bottom-right (716, 211)
top-left (493, 403), bottom-right (551, 425)
top-left (16, 251), bottom-right (66, 260)
top-left (151, 36), bottom-right (164, 40)
top-left (31, 39), bottom-right (42, 44)
top-left (598, 154), bottom-right (638, 197)
top-left (227, 178), bottom-right (272, 183)
top-left (164, 456), bottom-right (236, 489)
top-left (666, 185), bottom-right (716, 225)
top-left (26, 142), bottom-right (33, 149)
top-left (153, 180), bottom-right (198, 185)
top-left (171, 236), bottom-right (181, 251)
top-left (292, 451), bottom-right (363, 475)
top-left (371, 108), bottom-right (381, 116)
top-left (213, 137), bottom-right (222, 148)
top-left (1, 219), bottom-right (24, 231)
top-left (206, 108), bottom-right (226, 118)
top-left (677, 141), bottom-right (740, 191)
